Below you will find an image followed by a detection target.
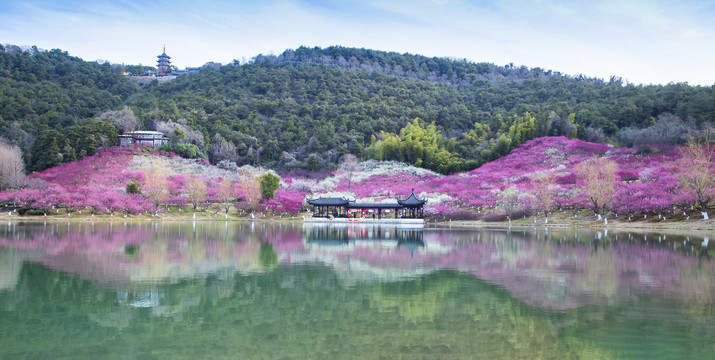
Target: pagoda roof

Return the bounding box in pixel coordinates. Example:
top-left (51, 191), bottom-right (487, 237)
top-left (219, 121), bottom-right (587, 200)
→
top-left (306, 197), bottom-right (351, 206)
top-left (397, 189), bottom-right (427, 206)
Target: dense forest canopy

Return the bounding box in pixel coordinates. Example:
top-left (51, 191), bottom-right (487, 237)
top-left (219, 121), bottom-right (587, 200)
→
top-left (0, 44), bottom-right (138, 169)
top-left (1, 44), bottom-right (713, 173)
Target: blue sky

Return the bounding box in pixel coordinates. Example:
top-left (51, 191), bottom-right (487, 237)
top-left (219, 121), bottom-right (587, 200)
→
top-left (1, 0), bottom-right (714, 85)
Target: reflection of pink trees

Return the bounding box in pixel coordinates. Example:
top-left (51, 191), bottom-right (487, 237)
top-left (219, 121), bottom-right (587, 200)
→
top-left (1, 222), bottom-right (711, 311)
top-left (308, 230), bottom-right (714, 310)
top-left (0, 223), bottom-right (306, 285)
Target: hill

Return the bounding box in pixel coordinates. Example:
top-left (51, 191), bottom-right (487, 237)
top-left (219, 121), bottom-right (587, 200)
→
top-left (0, 137), bottom-right (711, 225)
top-left (1, 45), bottom-right (714, 174)
top-left (128, 46), bottom-right (714, 173)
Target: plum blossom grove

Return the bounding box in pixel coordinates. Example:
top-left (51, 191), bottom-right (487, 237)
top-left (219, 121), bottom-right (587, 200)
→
top-left (0, 137), bottom-right (713, 220)
top-left (322, 136), bottom-right (713, 221)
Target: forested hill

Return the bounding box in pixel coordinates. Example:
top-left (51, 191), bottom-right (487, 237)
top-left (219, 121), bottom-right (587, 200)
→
top-left (1, 45), bottom-right (714, 174)
top-left (0, 44), bottom-right (138, 170)
top-left (130, 46), bottom-right (714, 173)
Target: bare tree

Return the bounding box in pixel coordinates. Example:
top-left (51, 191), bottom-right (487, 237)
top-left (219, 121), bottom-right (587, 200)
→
top-left (154, 120), bottom-right (205, 148)
top-left (210, 134), bottom-right (238, 164)
top-left (239, 174), bottom-right (261, 212)
top-left (185, 176), bottom-right (207, 216)
top-left (218, 177), bottom-right (235, 218)
top-left (339, 154), bottom-right (359, 190)
top-left (0, 141), bottom-right (25, 191)
top-left (619, 113), bottom-right (695, 149)
top-left (576, 157), bottom-right (618, 220)
top-left (498, 186), bottom-right (521, 224)
top-left (142, 160), bottom-right (169, 209)
top-left (678, 127), bottom-right (714, 218)
top-left (584, 127), bottom-right (605, 143)
top-left (531, 172), bottom-right (556, 223)
top-left (97, 106), bottom-right (140, 133)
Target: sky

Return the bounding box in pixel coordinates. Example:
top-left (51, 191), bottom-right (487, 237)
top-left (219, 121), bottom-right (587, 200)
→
top-left (1, 0), bottom-right (714, 85)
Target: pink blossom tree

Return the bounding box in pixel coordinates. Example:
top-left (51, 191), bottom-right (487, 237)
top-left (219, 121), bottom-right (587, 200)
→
top-left (575, 157), bottom-right (618, 219)
top-left (678, 134), bottom-right (714, 218)
top-left (530, 172), bottom-right (557, 223)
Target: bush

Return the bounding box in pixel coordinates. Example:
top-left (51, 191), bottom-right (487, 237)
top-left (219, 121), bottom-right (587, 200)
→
top-left (126, 181), bottom-right (142, 194)
top-left (25, 209), bottom-right (47, 216)
top-left (482, 212), bottom-right (508, 222)
top-left (482, 208), bottom-right (533, 222)
top-left (443, 209), bottom-right (481, 220)
top-left (156, 144), bottom-right (208, 160)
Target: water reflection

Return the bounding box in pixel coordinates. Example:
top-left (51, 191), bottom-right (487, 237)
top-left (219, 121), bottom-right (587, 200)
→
top-left (0, 222), bottom-right (713, 311)
top-left (0, 222), bottom-right (713, 359)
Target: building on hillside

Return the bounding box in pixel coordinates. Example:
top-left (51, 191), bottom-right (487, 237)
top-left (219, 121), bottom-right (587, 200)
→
top-left (119, 131), bottom-right (170, 147)
top-left (305, 189), bottom-right (427, 222)
top-left (157, 46), bottom-right (172, 77)
top-left (173, 67), bottom-right (200, 75)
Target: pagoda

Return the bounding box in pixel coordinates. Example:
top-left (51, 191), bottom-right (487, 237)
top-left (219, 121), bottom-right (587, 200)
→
top-left (156, 46), bottom-right (172, 76)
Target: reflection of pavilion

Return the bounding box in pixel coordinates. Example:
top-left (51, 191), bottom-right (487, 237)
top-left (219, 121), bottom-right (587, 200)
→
top-left (305, 189), bottom-right (426, 225)
top-left (303, 223), bottom-right (424, 249)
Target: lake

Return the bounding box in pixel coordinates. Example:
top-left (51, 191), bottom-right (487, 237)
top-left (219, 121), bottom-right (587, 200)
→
top-left (0, 221), bottom-right (713, 359)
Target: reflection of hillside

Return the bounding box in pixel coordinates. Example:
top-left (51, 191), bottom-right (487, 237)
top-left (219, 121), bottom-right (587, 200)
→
top-left (298, 227), bottom-right (715, 310)
top-left (0, 223), bottom-right (712, 312)
top-left (0, 222), bottom-right (304, 289)
top-left (0, 249), bottom-right (23, 291)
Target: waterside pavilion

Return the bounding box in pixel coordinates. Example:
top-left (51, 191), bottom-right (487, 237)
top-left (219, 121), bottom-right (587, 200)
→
top-left (306, 189), bottom-right (426, 220)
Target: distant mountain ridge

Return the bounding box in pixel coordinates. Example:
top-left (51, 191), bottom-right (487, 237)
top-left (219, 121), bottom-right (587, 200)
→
top-left (263, 45), bottom-right (597, 86)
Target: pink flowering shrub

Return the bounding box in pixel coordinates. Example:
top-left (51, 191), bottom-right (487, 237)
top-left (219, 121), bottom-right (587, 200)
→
top-left (263, 189), bottom-right (306, 215)
top-left (0, 137), bottom-right (711, 219)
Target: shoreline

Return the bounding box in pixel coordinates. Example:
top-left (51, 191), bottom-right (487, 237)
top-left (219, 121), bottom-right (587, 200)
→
top-left (433, 219), bottom-right (715, 231)
top-left (2, 212), bottom-right (713, 232)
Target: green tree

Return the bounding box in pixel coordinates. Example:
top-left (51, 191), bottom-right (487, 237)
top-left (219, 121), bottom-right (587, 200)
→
top-left (126, 181), bottom-right (142, 194)
top-left (307, 155), bottom-right (318, 171)
top-left (30, 129), bottom-right (62, 172)
top-left (259, 172), bottom-right (280, 200)
top-left (172, 128), bottom-right (185, 145)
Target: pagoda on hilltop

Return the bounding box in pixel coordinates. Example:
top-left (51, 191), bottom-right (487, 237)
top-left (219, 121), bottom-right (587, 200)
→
top-left (156, 46), bottom-right (172, 76)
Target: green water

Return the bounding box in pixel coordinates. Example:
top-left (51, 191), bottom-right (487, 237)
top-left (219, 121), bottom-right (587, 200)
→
top-left (0, 222), bottom-right (713, 359)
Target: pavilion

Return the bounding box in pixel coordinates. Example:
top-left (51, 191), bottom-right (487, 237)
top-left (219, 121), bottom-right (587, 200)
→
top-left (305, 189), bottom-right (426, 220)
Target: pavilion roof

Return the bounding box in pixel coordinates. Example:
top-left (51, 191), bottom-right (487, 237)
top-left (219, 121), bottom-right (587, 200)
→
top-left (306, 197), bottom-right (351, 206)
top-left (397, 189), bottom-right (427, 206)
